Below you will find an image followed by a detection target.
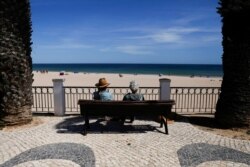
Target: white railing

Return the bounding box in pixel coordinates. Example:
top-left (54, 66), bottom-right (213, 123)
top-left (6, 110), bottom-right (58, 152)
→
top-left (32, 79), bottom-right (220, 115)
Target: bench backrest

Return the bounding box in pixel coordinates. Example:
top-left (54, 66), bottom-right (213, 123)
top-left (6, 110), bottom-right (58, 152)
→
top-left (78, 100), bottom-right (175, 116)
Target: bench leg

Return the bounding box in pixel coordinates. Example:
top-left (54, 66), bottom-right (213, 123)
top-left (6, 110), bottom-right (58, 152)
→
top-left (130, 116), bottom-right (135, 123)
top-left (83, 113), bottom-right (90, 135)
top-left (160, 115), bottom-right (163, 128)
top-left (85, 113), bottom-right (90, 128)
top-left (83, 125), bottom-right (87, 135)
top-left (161, 116), bottom-right (168, 134)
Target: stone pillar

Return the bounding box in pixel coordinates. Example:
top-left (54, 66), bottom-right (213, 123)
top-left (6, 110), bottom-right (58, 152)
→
top-left (53, 79), bottom-right (65, 116)
top-left (159, 78), bottom-right (171, 100)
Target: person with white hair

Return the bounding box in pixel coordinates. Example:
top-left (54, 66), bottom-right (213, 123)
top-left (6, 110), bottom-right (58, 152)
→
top-left (122, 81), bottom-right (145, 122)
top-left (123, 80), bottom-right (144, 101)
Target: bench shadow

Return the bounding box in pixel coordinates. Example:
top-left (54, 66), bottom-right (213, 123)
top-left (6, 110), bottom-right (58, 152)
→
top-left (55, 116), bottom-right (164, 134)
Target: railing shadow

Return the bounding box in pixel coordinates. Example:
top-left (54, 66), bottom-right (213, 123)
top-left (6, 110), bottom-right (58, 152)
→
top-left (173, 112), bottom-right (249, 131)
top-left (187, 116), bottom-right (218, 128)
top-left (55, 116), bottom-right (163, 134)
top-left (55, 116), bottom-right (84, 133)
top-left (173, 113), bottom-right (220, 128)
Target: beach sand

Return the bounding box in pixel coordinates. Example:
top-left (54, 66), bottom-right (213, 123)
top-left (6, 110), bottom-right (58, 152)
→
top-left (33, 71), bottom-right (222, 87)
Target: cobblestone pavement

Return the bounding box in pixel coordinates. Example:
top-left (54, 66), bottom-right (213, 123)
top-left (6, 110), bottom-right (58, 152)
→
top-left (0, 116), bottom-right (249, 167)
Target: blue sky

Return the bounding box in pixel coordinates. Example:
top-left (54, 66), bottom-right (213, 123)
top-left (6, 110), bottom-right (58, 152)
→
top-left (31, 0), bottom-right (222, 64)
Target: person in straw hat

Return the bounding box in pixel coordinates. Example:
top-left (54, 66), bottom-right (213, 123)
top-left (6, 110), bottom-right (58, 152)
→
top-left (93, 78), bottom-right (113, 101)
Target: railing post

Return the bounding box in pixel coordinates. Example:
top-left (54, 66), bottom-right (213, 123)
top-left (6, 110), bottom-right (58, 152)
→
top-left (53, 79), bottom-right (65, 116)
top-left (160, 78), bottom-right (171, 100)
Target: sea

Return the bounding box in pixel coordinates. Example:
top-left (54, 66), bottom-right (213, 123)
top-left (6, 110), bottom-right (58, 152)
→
top-left (33, 64), bottom-right (223, 77)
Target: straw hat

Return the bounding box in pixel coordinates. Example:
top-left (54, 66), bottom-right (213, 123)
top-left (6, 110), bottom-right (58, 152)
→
top-left (95, 78), bottom-right (110, 88)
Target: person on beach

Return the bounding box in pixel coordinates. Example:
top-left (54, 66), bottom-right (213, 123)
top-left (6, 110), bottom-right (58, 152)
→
top-left (93, 78), bottom-right (113, 101)
top-left (122, 80), bottom-right (144, 122)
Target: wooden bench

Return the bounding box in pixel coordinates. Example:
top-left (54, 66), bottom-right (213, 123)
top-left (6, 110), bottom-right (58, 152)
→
top-left (78, 100), bottom-right (175, 135)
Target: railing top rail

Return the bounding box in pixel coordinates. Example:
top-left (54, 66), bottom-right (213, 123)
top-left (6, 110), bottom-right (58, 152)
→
top-left (32, 86), bottom-right (53, 88)
top-left (33, 86), bottom-right (220, 88)
top-left (63, 86), bottom-right (160, 88)
top-left (63, 86), bottom-right (220, 89)
top-left (171, 87), bottom-right (220, 88)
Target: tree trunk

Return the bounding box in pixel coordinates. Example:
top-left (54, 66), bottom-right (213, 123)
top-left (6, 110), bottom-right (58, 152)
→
top-left (0, 0), bottom-right (33, 126)
top-left (215, 0), bottom-right (250, 127)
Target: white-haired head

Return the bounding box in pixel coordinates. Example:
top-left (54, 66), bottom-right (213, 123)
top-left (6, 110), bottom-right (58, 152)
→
top-left (129, 80), bottom-right (139, 93)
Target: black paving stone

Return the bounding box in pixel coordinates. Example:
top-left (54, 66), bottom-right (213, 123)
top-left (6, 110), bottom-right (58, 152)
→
top-left (177, 143), bottom-right (250, 167)
top-left (0, 143), bottom-right (95, 167)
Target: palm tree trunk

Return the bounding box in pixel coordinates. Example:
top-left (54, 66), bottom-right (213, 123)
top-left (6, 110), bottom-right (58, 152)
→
top-left (0, 0), bottom-right (33, 125)
top-left (215, 0), bottom-right (250, 127)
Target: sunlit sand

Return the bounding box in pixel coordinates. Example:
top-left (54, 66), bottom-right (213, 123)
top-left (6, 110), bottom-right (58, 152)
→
top-left (33, 71), bottom-right (222, 87)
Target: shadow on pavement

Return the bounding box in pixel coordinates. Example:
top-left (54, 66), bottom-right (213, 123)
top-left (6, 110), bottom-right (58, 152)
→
top-left (55, 116), bottom-right (164, 134)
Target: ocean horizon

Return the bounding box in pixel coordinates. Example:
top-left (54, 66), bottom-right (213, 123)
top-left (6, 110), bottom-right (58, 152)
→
top-left (33, 63), bottom-right (223, 77)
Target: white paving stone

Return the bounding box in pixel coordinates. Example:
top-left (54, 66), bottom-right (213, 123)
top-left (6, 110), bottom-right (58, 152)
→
top-left (0, 116), bottom-right (249, 167)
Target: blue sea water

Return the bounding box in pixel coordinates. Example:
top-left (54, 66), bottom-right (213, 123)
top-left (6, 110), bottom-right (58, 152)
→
top-left (33, 64), bottom-right (223, 77)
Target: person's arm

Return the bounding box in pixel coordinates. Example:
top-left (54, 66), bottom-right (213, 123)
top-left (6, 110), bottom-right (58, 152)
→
top-left (123, 94), bottom-right (127, 101)
top-left (123, 93), bottom-right (130, 101)
top-left (93, 91), bottom-right (100, 100)
top-left (141, 94), bottom-right (145, 101)
top-left (110, 93), bottom-right (113, 100)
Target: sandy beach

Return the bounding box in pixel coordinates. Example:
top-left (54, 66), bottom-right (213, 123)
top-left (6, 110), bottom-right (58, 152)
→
top-left (33, 71), bottom-right (222, 87)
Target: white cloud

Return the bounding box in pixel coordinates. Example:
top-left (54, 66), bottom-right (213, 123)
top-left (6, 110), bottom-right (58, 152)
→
top-left (121, 26), bottom-right (220, 46)
top-left (124, 27), bottom-right (196, 43)
top-left (116, 45), bottom-right (153, 55)
top-left (39, 43), bottom-right (93, 49)
top-left (122, 31), bottom-right (181, 43)
top-left (38, 37), bottom-right (93, 49)
top-left (150, 32), bottom-right (181, 43)
top-left (201, 36), bottom-right (221, 42)
top-left (149, 27), bottom-right (200, 43)
top-left (173, 15), bottom-right (204, 25)
top-left (165, 27), bottom-right (201, 33)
